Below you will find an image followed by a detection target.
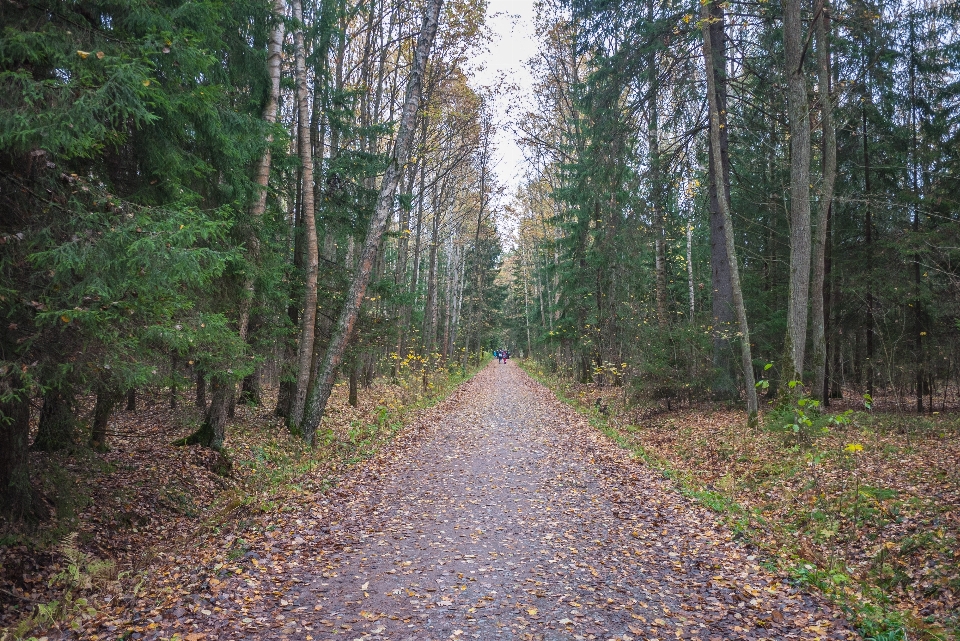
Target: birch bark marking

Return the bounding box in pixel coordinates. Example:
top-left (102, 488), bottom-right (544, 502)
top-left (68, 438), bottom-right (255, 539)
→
top-left (302, 0), bottom-right (444, 445)
top-left (236, 0), bottom-right (285, 343)
top-left (811, 0), bottom-right (835, 401)
top-left (289, 0), bottom-right (321, 432)
top-left (783, 0), bottom-right (813, 383)
top-left (702, 4), bottom-right (759, 420)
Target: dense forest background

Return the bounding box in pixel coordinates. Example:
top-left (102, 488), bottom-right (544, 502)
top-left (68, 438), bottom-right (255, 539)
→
top-left (502, 0), bottom-right (960, 416)
top-left (1, 0), bottom-right (508, 521)
top-left (1, 0), bottom-right (959, 637)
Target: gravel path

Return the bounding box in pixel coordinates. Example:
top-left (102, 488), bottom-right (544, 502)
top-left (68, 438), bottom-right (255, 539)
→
top-left (110, 362), bottom-right (855, 641)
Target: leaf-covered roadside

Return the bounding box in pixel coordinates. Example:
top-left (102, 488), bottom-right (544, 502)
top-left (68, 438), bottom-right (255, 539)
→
top-left (0, 362), bottom-right (483, 640)
top-left (46, 361), bottom-right (857, 641)
top-left (521, 361), bottom-right (960, 641)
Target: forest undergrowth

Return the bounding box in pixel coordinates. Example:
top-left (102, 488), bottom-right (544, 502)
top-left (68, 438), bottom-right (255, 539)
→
top-left (0, 360), bottom-right (485, 640)
top-left (521, 360), bottom-right (960, 641)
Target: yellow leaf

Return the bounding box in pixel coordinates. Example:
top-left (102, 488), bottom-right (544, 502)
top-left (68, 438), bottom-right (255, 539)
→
top-left (61, 315), bottom-right (70, 323)
top-left (142, 79), bottom-right (151, 86)
top-left (527, 608), bottom-right (538, 616)
top-left (77, 50), bottom-right (90, 59)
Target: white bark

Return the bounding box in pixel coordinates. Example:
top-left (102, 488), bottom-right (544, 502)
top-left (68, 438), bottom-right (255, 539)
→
top-left (302, 0), bottom-right (445, 445)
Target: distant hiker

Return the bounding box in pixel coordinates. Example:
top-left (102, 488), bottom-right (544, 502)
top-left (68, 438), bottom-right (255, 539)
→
top-left (495, 349), bottom-right (502, 364)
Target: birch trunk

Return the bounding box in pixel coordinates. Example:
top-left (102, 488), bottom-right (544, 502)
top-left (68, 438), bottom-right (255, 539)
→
top-left (289, 0), bottom-right (320, 432)
top-left (236, 0), bottom-right (284, 344)
top-left (422, 196), bottom-right (442, 391)
top-left (302, 0), bottom-right (444, 445)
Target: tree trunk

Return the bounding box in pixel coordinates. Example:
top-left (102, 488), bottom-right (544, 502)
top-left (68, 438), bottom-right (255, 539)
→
top-left (863, 97), bottom-right (874, 396)
top-left (240, 365), bottom-right (262, 406)
top-left (176, 376), bottom-right (231, 451)
top-left (706, 0), bottom-right (736, 399)
top-left (302, 0), bottom-right (444, 445)
top-left (909, 16), bottom-right (924, 413)
top-left (702, 1), bottom-right (758, 420)
top-left (686, 221), bottom-right (695, 321)
top-left (90, 386), bottom-right (121, 452)
top-left (811, 1), bottom-right (835, 402)
top-left (394, 163), bottom-right (416, 373)
top-left (423, 230), bottom-right (438, 394)
top-left (196, 369), bottom-right (206, 409)
top-left (235, 0), bottom-right (284, 370)
top-left (422, 204), bottom-right (441, 359)
top-left (290, 0), bottom-right (321, 433)
top-left (126, 388), bottom-right (136, 412)
top-left (32, 387), bottom-right (77, 452)
top-left (648, 21), bottom-right (667, 331)
top-left (0, 375), bottom-right (35, 520)
top-left (403, 147), bottom-right (428, 363)
top-left (349, 366), bottom-right (359, 407)
top-left (521, 238), bottom-right (533, 357)
top-left (783, 0), bottom-right (813, 384)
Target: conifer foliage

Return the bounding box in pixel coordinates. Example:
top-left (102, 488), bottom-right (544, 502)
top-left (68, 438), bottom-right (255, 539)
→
top-left (0, 0), bottom-right (502, 520)
top-left (509, 0), bottom-right (960, 412)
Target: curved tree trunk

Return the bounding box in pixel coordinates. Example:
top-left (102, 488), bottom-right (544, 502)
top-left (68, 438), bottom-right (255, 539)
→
top-left (302, 0), bottom-right (445, 445)
top-left (236, 0), bottom-right (285, 373)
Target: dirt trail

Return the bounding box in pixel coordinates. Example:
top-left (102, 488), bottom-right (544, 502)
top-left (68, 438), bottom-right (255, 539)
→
top-left (88, 362), bottom-right (855, 641)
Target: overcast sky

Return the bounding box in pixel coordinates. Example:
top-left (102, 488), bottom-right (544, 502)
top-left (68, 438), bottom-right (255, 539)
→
top-left (470, 0), bottom-right (539, 196)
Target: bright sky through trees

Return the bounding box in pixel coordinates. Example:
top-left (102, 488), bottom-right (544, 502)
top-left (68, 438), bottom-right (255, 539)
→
top-left (474, 0), bottom-right (537, 192)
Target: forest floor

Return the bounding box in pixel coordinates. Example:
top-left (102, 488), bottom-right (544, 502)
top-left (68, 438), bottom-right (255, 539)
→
top-left (0, 363), bottom-right (477, 640)
top-left (37, 361), bottom-right (858, 641)
top-left (520, 362), bottom-right (960, 641)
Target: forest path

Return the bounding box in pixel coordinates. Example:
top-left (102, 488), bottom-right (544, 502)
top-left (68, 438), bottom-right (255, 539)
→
top-left (131, 362), bottom-right (854, 641)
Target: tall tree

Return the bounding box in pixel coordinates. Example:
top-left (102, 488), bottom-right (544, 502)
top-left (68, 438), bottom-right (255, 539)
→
top-left (290, 0), bottom-right (321, 432)
top-left (811, 0), bottom-right (835, 402)
top-left (782, 0), bottom-right (812, 384)
top-left (302, 0), bottom-right (445, 445)
top-left (702, 0), bottom-right (758, 419)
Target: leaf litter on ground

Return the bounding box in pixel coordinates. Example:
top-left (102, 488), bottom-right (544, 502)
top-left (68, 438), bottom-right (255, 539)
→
top-left (52, 362), bottom-right (856, 641)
